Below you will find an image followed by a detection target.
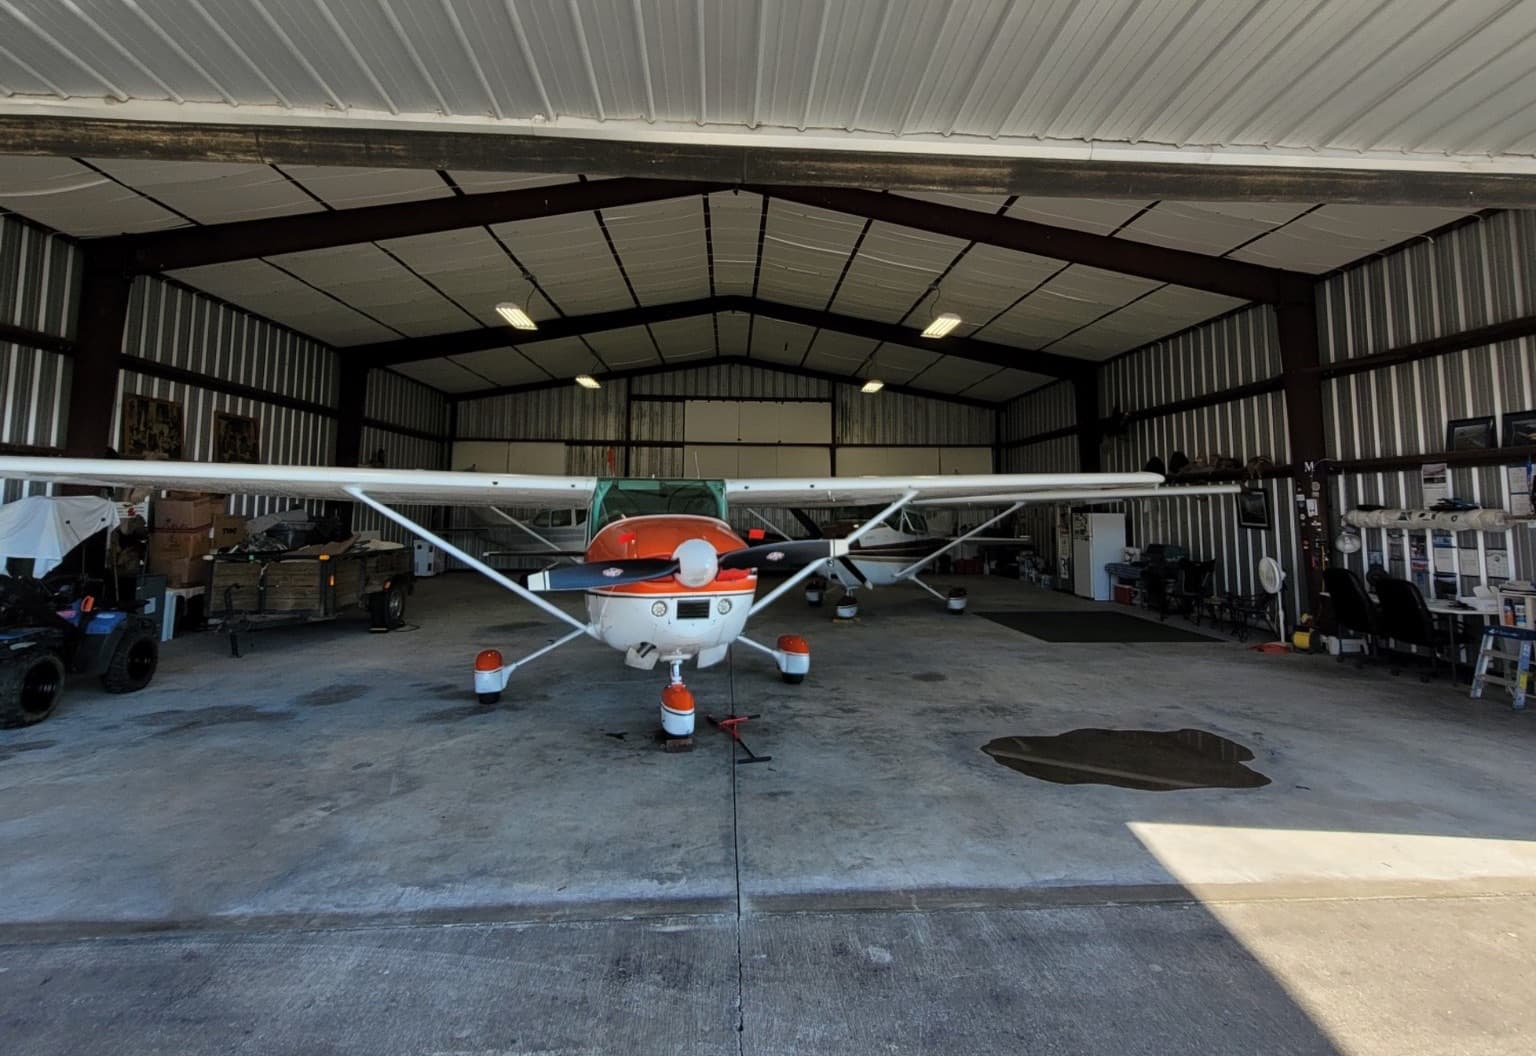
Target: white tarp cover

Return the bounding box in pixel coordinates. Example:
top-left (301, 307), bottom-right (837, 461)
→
top-left (0, 496), bottom-right (120, 577)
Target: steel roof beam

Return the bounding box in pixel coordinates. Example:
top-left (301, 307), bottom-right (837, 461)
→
top-left (752, 185), bottom-right (1314, 305)
top-left (448, 354), bottom-right (999, 410)
top-left (90, 178), bottom-right (721, 273)
top-left (341, 294), bottom-right (1087, 380)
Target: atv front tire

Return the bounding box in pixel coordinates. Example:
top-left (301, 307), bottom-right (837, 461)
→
top-left (0, 651), bottom-right (66, 728)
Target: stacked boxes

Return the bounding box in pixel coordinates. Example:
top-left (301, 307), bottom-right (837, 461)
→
top-left (148, 495), bottom-right (246, 587)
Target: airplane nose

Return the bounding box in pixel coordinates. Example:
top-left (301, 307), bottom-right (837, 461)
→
top-left (672, 538), bottom-right (719, 588)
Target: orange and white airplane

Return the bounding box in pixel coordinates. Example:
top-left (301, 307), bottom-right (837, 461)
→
top-left (0, 457), bottom-right (1235, 745)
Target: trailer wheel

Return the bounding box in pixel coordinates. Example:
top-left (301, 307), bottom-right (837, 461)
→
top-left (101, 627), bottom-right (160, 694)
top-left (0, 651), bottom-right (66, 728)
top-left (369, 583), bottom-right (407, 630)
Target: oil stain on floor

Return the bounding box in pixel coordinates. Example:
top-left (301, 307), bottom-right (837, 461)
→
top-left (982, 728), bottom-right (1270, 791)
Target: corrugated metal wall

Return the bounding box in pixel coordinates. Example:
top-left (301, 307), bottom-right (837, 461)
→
top-left (1102, 307), bottom-right (1281, 412)
top-left (1, 215), bottom-right (79, 499)
top-left (1081, 304), bottom-right (1305, 621)
top-left (1318, 211), bottom-right (1536, 594)
top-left (367, 367), bottom-right (451, 439)
top-left (630, 363), bottom-right (829, 400)
top-left (114, 277), bottom-right (338, 518)
top-left (835, 385), bottom-right (992, 446)
top-left (1001, 380), bottom-right (1075, 442)
top-left (457, 382), bottom-right (629, 440)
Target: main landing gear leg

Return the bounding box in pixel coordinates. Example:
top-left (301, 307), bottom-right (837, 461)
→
top-left (659, 659), bottom-right (696, 752)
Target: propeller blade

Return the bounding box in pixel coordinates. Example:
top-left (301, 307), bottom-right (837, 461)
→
top-left (526, 559), bottom-right (679, 592)
top-left (719, 539), bottom-right (839, 571)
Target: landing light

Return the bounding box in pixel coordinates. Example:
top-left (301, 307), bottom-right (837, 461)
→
top-left (494, 302), bottom-right (538, 330)
top-left (920, 312), bottom-right (961, 339)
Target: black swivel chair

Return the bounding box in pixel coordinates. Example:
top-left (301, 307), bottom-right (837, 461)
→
top-left (1176, 560), bottom-right (1217, 624)
top-left (1372, 576), bottom-right (1474, 681)
top-left (1141, 566), bottom-right (1172, 620)
top-left (1323, 567), bottom-right (1381, 666)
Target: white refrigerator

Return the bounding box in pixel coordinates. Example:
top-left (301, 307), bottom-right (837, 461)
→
top-left (1071, 512), bottom-right (1125, 601)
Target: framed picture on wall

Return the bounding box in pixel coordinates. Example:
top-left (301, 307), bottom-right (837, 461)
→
top-left (1446, 415), bottom-right (1495, 451)
top-left (1502, 409), bottom-right (1536, 448)
top-left (120, 393), bottom-right (183, 460)
top-left (1237, 487), bottom-right (1270, 530)
top-left (213, 411), bottom-right (260, 463)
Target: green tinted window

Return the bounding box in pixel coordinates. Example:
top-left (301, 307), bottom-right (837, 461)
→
top-left (590, 479), bottom-right (727, 529)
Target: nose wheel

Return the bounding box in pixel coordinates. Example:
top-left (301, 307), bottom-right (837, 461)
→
top-left (658, 659), bottom-right (696, 752)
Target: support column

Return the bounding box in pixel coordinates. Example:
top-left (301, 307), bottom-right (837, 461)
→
top-left (334, 360), bottom-right (368, 530)
top-left (335, 360), bottom-right (367, 469)
top-left (64, 256), bottom-right (133, 458)
top-left (1276, 295), bottom-right (1331, 613)
top-left (1072, 369), bottom-right (1101, 472)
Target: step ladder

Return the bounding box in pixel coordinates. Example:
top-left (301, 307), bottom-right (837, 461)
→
top-left (1470, 625), bottom-right (1536, 710)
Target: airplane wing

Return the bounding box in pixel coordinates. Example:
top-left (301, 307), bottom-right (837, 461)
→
top-left (0, 456), bottom-right (598, 508)
top-left (724, 471), bottom-right (1164, 506)
top-left (913, 484), bottom-right (1244, 506)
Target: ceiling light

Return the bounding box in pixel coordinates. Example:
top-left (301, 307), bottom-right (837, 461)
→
top-left (920, 312), bottom-right (962, 339)
top-left (574, 374), bottom-right (601, 389)
top-left (495, 302), bottom-right (538, 330)
top-left (860, 379), bottom-right (885, 394)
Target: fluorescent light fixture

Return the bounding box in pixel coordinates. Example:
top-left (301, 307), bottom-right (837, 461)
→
top-left (920, 312), bottom-right (962, 339)
top-left (860, 379), bottom-right (885, 394)
top-left (574, 374), bottom-right (601, 389)
top-left (494, 302), bottom-right (538, 330)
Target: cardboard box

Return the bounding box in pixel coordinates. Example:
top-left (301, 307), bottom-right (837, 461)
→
top-left (154, 496), bottom-right (223, 531)
top-left (148, 530), bottom-right (212, 577)
top-left (210, 513), bottom-right (247, 549)
top-left (154, 557), bottom-right (208, 589)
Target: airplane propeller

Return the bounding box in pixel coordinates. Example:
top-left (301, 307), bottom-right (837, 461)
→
top-left (526, 539), bottom-right (839, 592)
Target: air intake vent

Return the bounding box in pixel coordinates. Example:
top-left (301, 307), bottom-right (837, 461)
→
top-left (676, 599), bottom-right (711, 620)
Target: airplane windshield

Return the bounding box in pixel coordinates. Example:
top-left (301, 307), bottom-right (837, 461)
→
top-left (590, 478), bottom-right (727, 531)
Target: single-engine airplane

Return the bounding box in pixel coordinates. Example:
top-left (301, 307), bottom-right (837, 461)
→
top-left (748, 484), bottom-right (1242, 617)
top-left (0, 456), bottom-right (1235, 747)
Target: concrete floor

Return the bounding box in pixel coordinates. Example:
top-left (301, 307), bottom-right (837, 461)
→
top-left (4, 575), bottom-right (1536, 1054)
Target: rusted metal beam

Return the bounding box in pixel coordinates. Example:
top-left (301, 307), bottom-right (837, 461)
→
top-left (754, 185), bottom-right (1313, 305)
top-left (4, 115), bottom-right (1535, 207)
top-left (94, 177), bottom-right (720, 273)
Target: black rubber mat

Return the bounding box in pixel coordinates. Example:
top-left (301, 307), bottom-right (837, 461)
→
top-left (978, 610), bottom-right (1222, 643)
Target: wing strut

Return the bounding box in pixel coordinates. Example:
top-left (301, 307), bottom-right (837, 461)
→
top-left (345, 487), bottom-right (593, 635)
top-left (748, 490), bottom-right (916, 617)
top-left (485, 507), bottom-right (581, 564)
top-left (894, 500), bottom-right (1028, 580)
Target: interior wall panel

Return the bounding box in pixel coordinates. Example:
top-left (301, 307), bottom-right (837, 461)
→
top-left (1319, 211), bottom-right (1536, 365)
top-left (456, 382), bottom-right (629, 441)
top-left (1100, 305), bottom-right (1280, 416)
top-left (835, 386), bottom-right (993, 446)
top-left (0, 215), bottom-right (79, 499)
top-left (114, 369), bottom-right (335, 520)
top-left (1096, 304), bottom-right (1304, 623)
top-left (368, 367), bottom-right (450, 436)
top-left (124, 277), bottom-right (337, 408)
top-left (0, 214), bottom-right (79, 342)
top-left (1001, 380), bottom-right (1074, 444)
